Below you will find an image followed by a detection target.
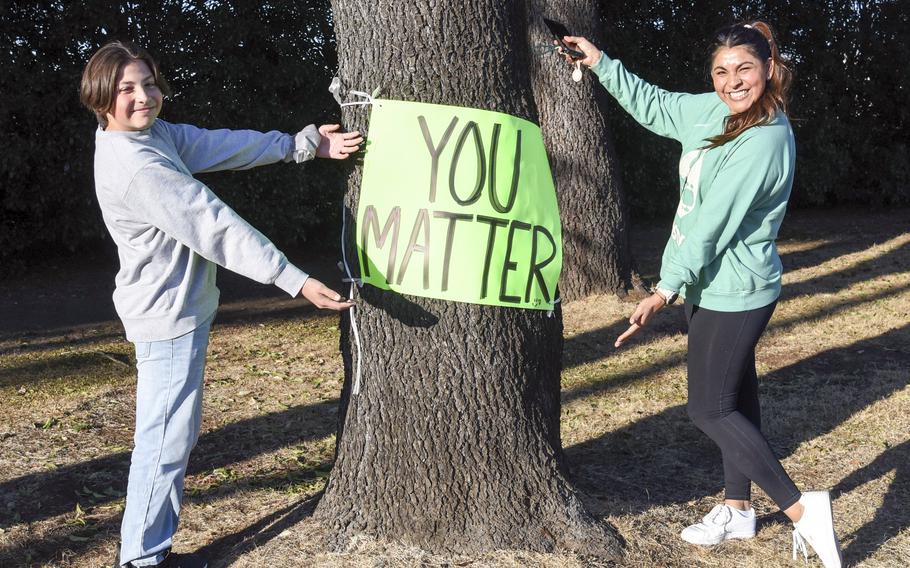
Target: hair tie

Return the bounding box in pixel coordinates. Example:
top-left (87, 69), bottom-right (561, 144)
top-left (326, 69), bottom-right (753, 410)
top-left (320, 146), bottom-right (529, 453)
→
top-left (743, 24), bottom-right (753, 29)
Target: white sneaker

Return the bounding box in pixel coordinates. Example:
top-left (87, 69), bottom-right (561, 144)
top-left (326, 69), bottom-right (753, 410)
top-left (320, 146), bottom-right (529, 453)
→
top-left (680, 504), bottom-right (756, 545)
top-left (792, 491), bottom-right (843, 568)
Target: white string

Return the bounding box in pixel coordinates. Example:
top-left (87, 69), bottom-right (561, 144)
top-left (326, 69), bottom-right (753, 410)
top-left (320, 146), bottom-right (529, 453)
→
top-left (329, 77), bottom-right (375, 396)
top-left (340, 204), bottom-right (364, 395)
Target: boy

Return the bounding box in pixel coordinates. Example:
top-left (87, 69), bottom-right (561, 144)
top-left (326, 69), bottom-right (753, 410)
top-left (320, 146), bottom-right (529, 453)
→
top-left (80, 40), bottom-right (360, 568)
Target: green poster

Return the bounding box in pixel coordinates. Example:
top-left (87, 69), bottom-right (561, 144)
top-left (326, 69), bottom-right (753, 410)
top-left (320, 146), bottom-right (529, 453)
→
top-left (356, 99), bottom-right (562, 311)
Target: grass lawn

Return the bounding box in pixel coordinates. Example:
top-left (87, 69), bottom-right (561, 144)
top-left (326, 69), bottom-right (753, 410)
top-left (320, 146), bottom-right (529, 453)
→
top-left (1, 208), bottom-right (907, 567)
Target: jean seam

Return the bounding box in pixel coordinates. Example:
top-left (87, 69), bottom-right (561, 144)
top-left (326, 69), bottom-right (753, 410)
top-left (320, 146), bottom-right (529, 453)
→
top-left (137, 337), bottom-right (176, 555)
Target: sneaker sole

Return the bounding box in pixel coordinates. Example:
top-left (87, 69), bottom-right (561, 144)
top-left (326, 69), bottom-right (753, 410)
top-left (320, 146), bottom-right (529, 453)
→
top-left (681, 530), bottom-right (756, 546)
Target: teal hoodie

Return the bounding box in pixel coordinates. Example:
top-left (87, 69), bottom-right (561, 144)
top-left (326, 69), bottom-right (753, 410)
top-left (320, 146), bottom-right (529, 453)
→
top-left (591, 53), bottom-right (795, 312)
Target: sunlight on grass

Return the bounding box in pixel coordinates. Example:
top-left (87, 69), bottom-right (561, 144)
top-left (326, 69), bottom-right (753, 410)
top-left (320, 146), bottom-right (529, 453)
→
top-left (783, 233), bottom-right (910, 285)
top-left (1, 211), bottom-right (908, 567)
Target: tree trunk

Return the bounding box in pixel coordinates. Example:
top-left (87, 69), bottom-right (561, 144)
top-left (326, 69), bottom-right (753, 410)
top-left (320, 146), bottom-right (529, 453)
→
top-left (316, 0), bottom-right (623, 558)
top-left (528, 0), bottom-right (636, 300)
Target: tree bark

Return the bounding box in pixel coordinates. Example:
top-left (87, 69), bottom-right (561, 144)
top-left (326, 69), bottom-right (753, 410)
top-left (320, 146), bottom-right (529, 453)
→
top-left (528, 0), bottom-right (636, 300)
top-left (316, 0), bottom-right (623, 558)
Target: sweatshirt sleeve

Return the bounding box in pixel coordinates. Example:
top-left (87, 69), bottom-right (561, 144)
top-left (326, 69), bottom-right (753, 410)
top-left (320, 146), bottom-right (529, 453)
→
top-left (657, 134), bottom-right (782, 292)
top-left (124, 160), bottom-right (309, 297)
top-left (590, 53), bottom-right (713, 142)
top-left (163, 122), bottom-right (320, 174)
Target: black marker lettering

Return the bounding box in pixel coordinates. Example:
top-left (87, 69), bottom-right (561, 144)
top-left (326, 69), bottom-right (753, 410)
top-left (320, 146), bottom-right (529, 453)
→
top-left (419, 115), bottom-right (459, 202)
top-left (433, 211), bottom-right (473, 292)
top-left (500, 220), bottom-right (531, 304)
top-left (525, 225), bottom-right (557, 304)
top-left (396, 208), bottom-right (431, 290)
top-left (475, 215), bottom-right (509, 299)
top-left (449, 121), bottom-right (485, 206)
top-left (489, 124), bottom-right (521, 214)
top-left (360, 205), bottom-right (401, 282)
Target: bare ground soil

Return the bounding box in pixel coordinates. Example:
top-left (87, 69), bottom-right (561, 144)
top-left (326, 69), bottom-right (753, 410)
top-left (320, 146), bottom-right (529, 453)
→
top-left (0, 208), bottom-right (908, 567)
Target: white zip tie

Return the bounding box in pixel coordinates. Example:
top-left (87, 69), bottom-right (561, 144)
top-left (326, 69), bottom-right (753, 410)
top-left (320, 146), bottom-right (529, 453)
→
top-left (548, 296), bottom-right (562, 318)
top-left (340, 89), bottom-right (376, 108)
top-left (329, 77), bottom-right (380, 108)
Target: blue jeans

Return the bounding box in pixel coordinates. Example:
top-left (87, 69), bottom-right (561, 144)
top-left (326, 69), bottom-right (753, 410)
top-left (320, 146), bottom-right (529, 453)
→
top-left (119, 316), bottom-right (213, 567)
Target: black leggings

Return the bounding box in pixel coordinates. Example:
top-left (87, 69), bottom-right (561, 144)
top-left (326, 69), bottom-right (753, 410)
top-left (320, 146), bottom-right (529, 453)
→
top-left (685, 301), bottom-right (801, 511)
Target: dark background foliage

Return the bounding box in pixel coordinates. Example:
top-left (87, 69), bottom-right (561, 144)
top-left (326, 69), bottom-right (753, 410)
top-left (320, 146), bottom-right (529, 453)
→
top-left (600, 0), bottom-right (910, 217)
top-left (0, 0), bottom-right (341, 272)
top-left (1, 0), bottom-right (907, 271)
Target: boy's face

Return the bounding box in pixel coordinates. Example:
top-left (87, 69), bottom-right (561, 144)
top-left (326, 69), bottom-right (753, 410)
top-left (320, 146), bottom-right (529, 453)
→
top-left (105, 60), bottom-right (163, 131)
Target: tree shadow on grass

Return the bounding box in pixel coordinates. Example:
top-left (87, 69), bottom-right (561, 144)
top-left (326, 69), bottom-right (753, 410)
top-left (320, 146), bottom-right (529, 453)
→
top-left (0, 302), bottom-right (327, 357)
top-left (832, 439), bottom-right (909, 566)
top-left (0, 350), bottom-right (132, 391)
top-left (776, 209), bottom-right (910, 273)
top-left (778, 229), bottom-right (909, 274)
top-left (566, 322), bottom-right (910, 551)
top-left (0, 460), bottom-right (333, 566)
top-left (781, 239), bottom-right (910, 298)
top-left (0, 399), bottom-right (339, 530)
top-left (0, 326), bottom-right (126, 356)
top-left (629, 209), bottom-right (910, 283)
top-left (561, 278), bottom-right (910, 407)
top-left (203, 492), bottom-right (324, 568)
top-left (563, 239), bottom-right (910, 382)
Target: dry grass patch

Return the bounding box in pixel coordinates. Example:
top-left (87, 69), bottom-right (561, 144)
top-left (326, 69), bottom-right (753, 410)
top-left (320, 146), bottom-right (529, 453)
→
top-left (1, 209), bottom-right (907, 567)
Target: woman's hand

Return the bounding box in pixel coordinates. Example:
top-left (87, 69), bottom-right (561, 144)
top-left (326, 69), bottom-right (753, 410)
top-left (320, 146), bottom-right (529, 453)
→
top-left (300, 278), bottom-right (355, 310)
top-left (562, 36), bottom-right (602, 68)
top-left (316, 124), bottom-right (363, 159)
top-left (614, 293), bottom-right (666, 348)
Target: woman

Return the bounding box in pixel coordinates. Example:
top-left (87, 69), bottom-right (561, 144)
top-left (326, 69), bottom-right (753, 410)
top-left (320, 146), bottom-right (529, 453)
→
top-left (562, 23), bottom-right (842, 567)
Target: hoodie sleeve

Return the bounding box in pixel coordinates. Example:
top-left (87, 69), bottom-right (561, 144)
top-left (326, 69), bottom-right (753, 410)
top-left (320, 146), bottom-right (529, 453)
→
top-left (123, 160), bottom-right (309, 296)
top-left (590, 53), bottom-right (718, 142)
top-left (163, 122), bottom-right (321, 174)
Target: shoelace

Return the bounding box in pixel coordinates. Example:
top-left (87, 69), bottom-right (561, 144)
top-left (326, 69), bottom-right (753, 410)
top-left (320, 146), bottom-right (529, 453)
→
top-left (792, 529), bottom-right (809, 563)
top-left (707, 505), bottom-right (732, 526)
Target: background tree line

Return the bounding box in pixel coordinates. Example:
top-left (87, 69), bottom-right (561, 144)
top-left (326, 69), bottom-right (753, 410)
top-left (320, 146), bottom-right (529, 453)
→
top-left (1, 0), bottom-right (907, 271)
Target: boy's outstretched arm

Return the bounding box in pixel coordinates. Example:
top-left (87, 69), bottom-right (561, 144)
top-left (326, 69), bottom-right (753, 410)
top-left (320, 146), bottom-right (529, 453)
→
top-left (124, 160), bottom-right (354, 311)
top-left (166, 122), bottom-right (361, 173)
top-left (315, 124), bottom-right (363, 159)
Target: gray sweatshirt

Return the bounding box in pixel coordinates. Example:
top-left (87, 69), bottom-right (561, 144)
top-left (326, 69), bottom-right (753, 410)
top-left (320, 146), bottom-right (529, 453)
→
top-left (93, 119), bottom-right (321, 342)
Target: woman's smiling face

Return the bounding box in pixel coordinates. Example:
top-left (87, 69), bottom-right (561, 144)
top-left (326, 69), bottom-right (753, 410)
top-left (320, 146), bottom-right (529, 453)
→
top-left (711, 45), bottom-right (772, 114)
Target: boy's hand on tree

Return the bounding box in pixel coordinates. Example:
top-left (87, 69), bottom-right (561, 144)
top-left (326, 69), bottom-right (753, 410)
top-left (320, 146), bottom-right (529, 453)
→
top-left (316, 124), bottom-right (364, 159)
top-left (562, 36), bottom-right (602, 68)
top-left (614, 293), bottom-right (665, 348)
top-left (300, 278), bottom-right (355, 310)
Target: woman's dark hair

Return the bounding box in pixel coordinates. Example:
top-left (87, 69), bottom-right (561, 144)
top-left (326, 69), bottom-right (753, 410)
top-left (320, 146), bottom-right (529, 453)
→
top-left (703, 21), bottom-right (792, 149)
top-left (80, 40), bottom-right (171, 127)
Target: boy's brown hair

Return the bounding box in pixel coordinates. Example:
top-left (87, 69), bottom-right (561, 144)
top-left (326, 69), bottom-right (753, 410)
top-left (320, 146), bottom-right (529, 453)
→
top-left (80, 40), bottom-right (171, 127)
